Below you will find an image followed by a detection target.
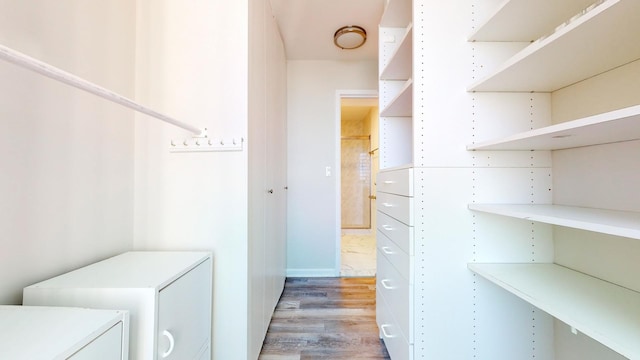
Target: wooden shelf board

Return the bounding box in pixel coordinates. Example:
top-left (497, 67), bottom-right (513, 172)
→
top-left (381, 79), bottom-right (412, 117)
top-left (467, 105), bottom-right (640, 150)
top-left (380, 24), bottom-right (412, 80)
top-left (380, 0), bottom-right (411, 27)
top-left (468, 204), bottom-right (640, 240)
top-left (468, 263), bottom-right (640, 359)
top-left (469, 0), bottom-right (596, 41)
top-left (469, 0), bottom-right (640, 92)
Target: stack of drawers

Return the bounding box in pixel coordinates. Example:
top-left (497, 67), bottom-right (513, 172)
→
top-left (376, 166), bottom-right (414, 359)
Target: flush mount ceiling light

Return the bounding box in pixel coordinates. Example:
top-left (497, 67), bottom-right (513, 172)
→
top-left (334, 25), bottom-right (367, 50)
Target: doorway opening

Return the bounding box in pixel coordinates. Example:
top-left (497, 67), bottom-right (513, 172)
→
top-left (336, 91), bottom-right (378, 277)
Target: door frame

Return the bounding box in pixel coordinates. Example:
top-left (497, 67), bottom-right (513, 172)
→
top-left (334, 89), bottom-right (378, 275)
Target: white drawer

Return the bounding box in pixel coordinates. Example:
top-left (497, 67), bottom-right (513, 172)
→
top-left (377, 230), bottom-right (411, 283)
top-left (377, 168), bottom-right (413, 196)
top-left (377, 211), bottom-right (413, 255)
top-left (377, 249), bottom-right (412, 343)
top-left (377, 290), bottom-right (412, 360)
top-left (377, 192), bottom-right (413, 226)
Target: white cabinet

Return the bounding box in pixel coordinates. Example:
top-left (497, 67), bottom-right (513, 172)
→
top-left (0, 305), bottom-right (129, 360)
top-left (23, 251), bottom-right (212, 360)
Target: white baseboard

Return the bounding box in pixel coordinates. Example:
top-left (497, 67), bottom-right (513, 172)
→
top-left (286, 268), bottom-right (338, 277)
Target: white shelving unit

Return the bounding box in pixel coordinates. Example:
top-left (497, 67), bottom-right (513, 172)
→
top-left (378, 1), bottom-right (413, 170)
top-left (466, 0), bottom-right (640, 358)
top-left (468, 103), bottom-right (640, 240)
top-left (468, 263), bottom-right (640, 360)
top-left (376, 0), bottom-right (414, 358)
top-left (379, 0), bottom-right (639, 358)
top-left (469, 0), bottom-right (640, 92)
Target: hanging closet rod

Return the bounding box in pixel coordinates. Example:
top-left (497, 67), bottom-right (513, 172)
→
top-left (0, 43), bottom-right (204, 136)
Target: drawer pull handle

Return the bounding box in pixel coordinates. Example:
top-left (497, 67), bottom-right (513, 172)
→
top-left (381, 246), bottom-right (395, 255)
top-left (161, 330), bottom-right (175, 358)
top-left (381, 279), bottom-right (396, 290)
top-left (380, 324), bottom-right (396, 338)
top-left (382, 224), bottom-right (394, 231)
top-left (382, 202), bottom-right (394, 208)
top-left (383, 180), bottom-right (396, 184)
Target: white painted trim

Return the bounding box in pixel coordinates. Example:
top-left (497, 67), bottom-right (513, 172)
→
top-left (286, 268), bottom-right (337, 278)
top-left (335, 89), bottom-right (378, 276)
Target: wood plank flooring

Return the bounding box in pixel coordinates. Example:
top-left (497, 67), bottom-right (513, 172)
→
top-left (259, 277), bottom-right (391, 360)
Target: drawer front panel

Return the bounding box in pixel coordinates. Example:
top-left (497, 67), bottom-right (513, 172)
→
top-left (377, 249), bottom-right (411, 342)
top-left (158, 259), bottom-right (212, 360)
top-left (377, 192), bottom-right (413, 226)
top-left (377, 168), bottom-right (413, 196)
top-left (377, 230), bottom-right (411, 282)
top-left (377, 290), bottom-right (412, 360)
top-left (377, 211), bottom-right (413, 255)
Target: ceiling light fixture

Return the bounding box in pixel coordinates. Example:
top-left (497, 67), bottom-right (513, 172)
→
top-left (334, 25), bottom-right (367, 50)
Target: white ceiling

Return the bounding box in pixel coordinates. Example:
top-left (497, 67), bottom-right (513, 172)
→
top-left (269, 0), bottom-right (385, 61)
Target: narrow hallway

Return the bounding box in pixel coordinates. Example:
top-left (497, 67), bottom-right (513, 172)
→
top-left (259, 277), bottom-right (390, 359)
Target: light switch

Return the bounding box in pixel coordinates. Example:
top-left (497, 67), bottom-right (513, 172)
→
top-left (325, 166), bottom-right (331, 177)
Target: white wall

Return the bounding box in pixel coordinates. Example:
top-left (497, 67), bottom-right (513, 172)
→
top-left (133, 1), bottom-right (250, 359)
top-left (0, 1), bottom-right (135, 304)
top-left (286, 60), bottom-right (377, 275)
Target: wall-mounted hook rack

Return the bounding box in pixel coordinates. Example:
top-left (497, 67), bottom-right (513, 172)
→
top-left (169, 137), bottom-right (244, 153)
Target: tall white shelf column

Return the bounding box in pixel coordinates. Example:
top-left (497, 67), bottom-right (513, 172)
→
top-left (467, 0), bottom-right (640, 359)
top-left (377, 0), bottom-right (640, 359)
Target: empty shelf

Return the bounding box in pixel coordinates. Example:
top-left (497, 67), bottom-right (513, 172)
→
top-left (380, 79), bottom-right (412, 117)
top-left (468, 203), bottom-right (640, 239)
top-left (380, 24), bottom-right (413, 80)
top-left (468, 263), bottom-right (640, 359)
top-left (469, 0), bottom-right (640, 92)
top-left (469, 0), bottom-right (596, 41)
top-left (467, 105), bottom-right (640, 150)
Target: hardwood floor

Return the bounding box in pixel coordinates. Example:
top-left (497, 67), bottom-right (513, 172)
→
top-left (259, 277), bottom-right (391, 359)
